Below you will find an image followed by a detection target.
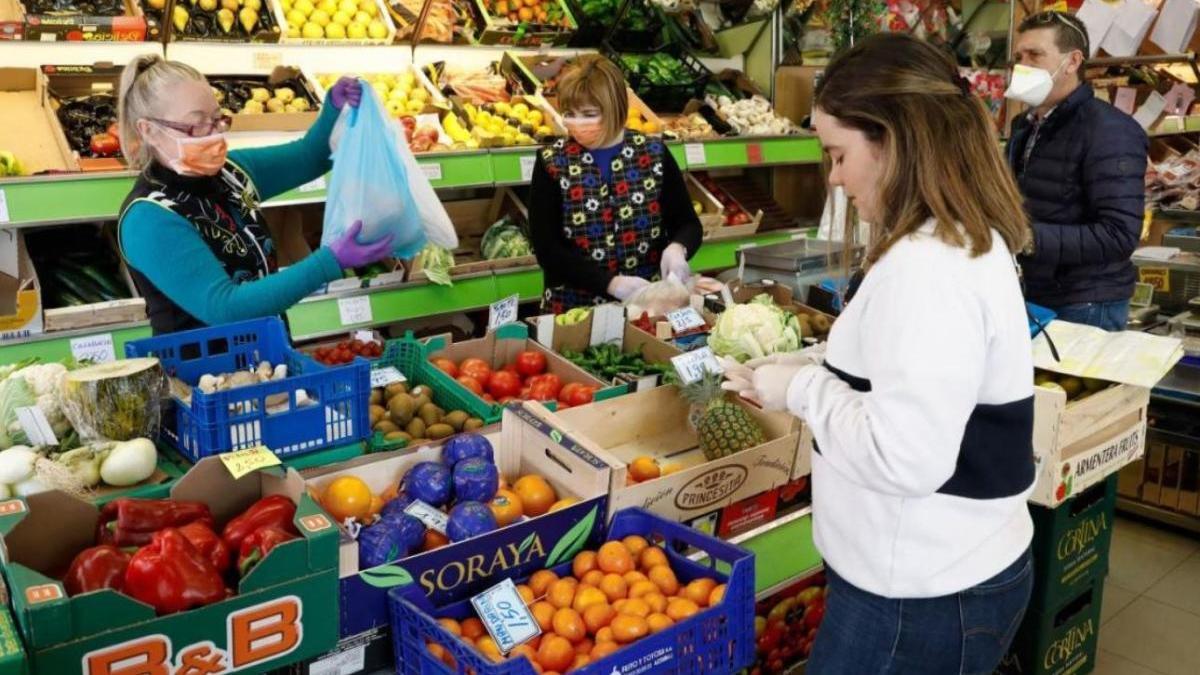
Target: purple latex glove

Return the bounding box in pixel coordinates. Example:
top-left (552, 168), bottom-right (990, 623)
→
top-left (328, 220), bottom-right (394, 269)
top-left (330, 77), bottom-right (362, 110)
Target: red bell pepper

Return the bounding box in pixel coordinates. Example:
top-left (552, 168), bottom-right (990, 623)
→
top-left (237, 525), bottom-right (298, 577)
top-left (124, 528), bottom-right (228, 615)
top-left (97, 498), bottom-right (214, 547)
top-left (221, 495), bottom-right (297, 552)
top-left (63, 545), bottom-right (132, 597)
top-left (178, 521), bottom-right (232, 575)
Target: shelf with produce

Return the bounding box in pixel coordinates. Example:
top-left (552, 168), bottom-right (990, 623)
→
top-left (0, 320), bottom-right (150, 364)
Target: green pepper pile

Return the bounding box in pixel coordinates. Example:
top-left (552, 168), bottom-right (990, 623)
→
top-left (619, 53), bottom-right (695, 86)
top-left (578, 0), bottom-right (618, 20)
top-left (561, 344), bottom-right (676, 383)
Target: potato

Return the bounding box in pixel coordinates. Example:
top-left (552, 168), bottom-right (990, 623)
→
top-left (427, 423), bottom-right (454, 440)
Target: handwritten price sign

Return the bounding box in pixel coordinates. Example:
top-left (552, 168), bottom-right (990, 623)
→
top-left (471, 578), bottom-right (541, 654)
top-left (219, 446), bottom-right (281, 479)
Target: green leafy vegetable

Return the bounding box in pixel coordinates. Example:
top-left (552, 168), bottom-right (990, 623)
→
top-left (708, 294), bottom-right (803, 363)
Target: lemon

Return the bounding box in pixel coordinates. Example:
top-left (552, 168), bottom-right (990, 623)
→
top-left (339, 0), bottom-right (358, 14)
top-left (325, 21), bottom-right (346, 38)
top-left (294, 0), bottom-right (314, 13)
top-left (367, 19), bottom-right (387, 37)
top-left (286, 8), bottom-right (307, 25)
top-left (318, 0), bottom-right (337, 14)
top-left (410, 88), bottom-right (428, 103)
top-left (528, 110), bottom-right (543, 126)
top-left (310, 8), bottom-right (331, 24)
top-left (332, 10), bottom-right (351, 24)
top-left (400, 72), bottom-right (416, 88)
top-left (287, 24), bottom-right (300, 37)
top-left (359, 0), bottom-right (378, 16)
top-left (352, 10), bottom-right (371, 23)
top-left (347, 21), bottom-right (367, 38)
top-left (407, 100), bottom-right (424, 114)
top-left (511, 102), bottom-right (529, 117)
top-left (301, 21), bottom-right (324, 37)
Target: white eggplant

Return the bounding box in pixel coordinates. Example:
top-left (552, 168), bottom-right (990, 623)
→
top-left (0, 446), bottom-right (38, 485)
top-left (99, 437), bottom-right (157, 486)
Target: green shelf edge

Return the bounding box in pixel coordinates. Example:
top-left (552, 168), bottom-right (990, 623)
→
top-left (0, 323), bottom-right (151, 364)
top-left (743, 513), bottom-right (820, 594)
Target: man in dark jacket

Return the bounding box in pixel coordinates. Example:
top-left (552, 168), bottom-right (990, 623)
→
top-left (1008, 11), bottom-right (1148, 331)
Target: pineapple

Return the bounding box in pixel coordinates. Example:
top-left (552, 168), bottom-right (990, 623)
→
top-left (681, 371), bottom-right (765, 461)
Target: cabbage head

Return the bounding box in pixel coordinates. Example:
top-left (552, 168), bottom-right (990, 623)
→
top-left (708, 294), bottom-right (803, 363)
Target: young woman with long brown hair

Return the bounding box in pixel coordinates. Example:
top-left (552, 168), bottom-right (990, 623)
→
top-left (724, 33), bottom-right (1037, 673)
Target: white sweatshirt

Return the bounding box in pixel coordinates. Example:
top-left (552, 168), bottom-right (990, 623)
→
top-left (787, 220), bottom-right (1035, 598)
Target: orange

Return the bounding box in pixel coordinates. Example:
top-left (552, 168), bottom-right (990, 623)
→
top-left (621, 535), bottom-right (649, 558)
top-left (628, 580), bottom-right (658, 599)
top-left (437, 618), bottom-right (462, 637)
top-left (647, 612), bottom-right (674, 634)
top-left (531, 601), bottom-right (556, 632)
top-left (666, 597), bottom-right (700, 621)
top-left (685, 579), bottom-right (718, 607)
top-left (620, 597), bottom-right (651, 618)
top-left (591, 640), bottom-right (620, 660)
top-left (494, 0), bottom-right (508, 13)
top-left (529, 570), bottom-right (559, 596)
top-left (427, 642), bottom-right (448, 663)
top-left (599, 573), bottom-right (628, 602)
top-left (549, 497), bottom-right (579, 512)
top-left (647, 565), bottom-right (679, 596)
top-left (572, 653), bottom-right (590, 670)
top-left (642, 592), bottom-right (667, 614)
top-left (477, 636), bottom-right (503, 662)
top-left (536, 634), bottom-right (575, 672)
top-left (622, 571), bottom-right (649, 587)
top-left (517, 6), bottom-right (533, 21)
top-left (490, 489), bottom-right (524, 526)
top-left (581, 570), bottom-right (605, 587)
top-left (583, 603), bottom-right (616, 633)
top-left (461, 617), bottom-right (486, 640)
top-left (547, 578), bottom-right (578, 609)
top-left (552, 608), bottom-right (587, 643)
top-left (321, 476), bottom-right (373, 521)
top-left (594, 626), bottom-right (615, 644)
top-left (612, 599), bottom-right (627, 614)
top-left (597, 542), bottom-right (634, 574)
top-left (367, 494), bottom-right (384, 518)
top-left (639, 547), bottom-right (668, 571)
top-left (709, 584), bottom-right (726, 606)
top-left (423, 529), bottom-right (449, 551)
top-left (572, 551), bottom-right (598, 579)
top-left (516, 584), bottom-right (536, 605)
top-left (574, 637), bottom-right (594, 656)
top-left (380, 481), bottom-right (400, 503)
top-left (628, 456), bottom-right (661, 483)
top-left (573, 585), bottom-right (608, 613)
top-left (610, 614), bottom-right (649, 644)
top-left (514, 475), bottom-right (557, 517)
top-left (510, 644), bottom-right (538, 664)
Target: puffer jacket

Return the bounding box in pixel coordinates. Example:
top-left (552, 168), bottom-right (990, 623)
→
top-left (1008, 84), bottom-right (1148, 307)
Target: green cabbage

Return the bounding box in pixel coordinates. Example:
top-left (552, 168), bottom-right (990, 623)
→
top-left (418, 244), bottom-right (455, 287)
top-left (480, 217), bottom-right (533, 260)
top-left (0, 376), bottom-right (35, 450)
top-left (708, 294), bottom-right (803, 363)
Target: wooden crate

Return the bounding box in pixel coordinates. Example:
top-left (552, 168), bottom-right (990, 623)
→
top-left (408, 188), bottom-right (535, 282)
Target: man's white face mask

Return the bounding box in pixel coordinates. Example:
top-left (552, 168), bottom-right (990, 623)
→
top-left (1004, 58), bottom-right (1067, 107)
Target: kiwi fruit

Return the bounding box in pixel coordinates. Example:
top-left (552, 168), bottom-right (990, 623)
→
top-left (427, 423), bottom-right (454, 440)
top-left (375, 420), bottom-right (399, 435)
top-left (419, 402), bottom-right (443, 426)
top-left (811, 314), bottom-right (831, 334)
top-left (370, 389), bottom-right (384, 406)
top-left (406, 417), bottom-right (427, 439)
top-left (413, 390), bottom-right (433, 411)
top-left (796, 314), bottom-right (813, 337)
top-left (369, 405), bottom-right (386, 427)
top-left (443, 410), bottom-right (469, 431)
top-left (1034, 371), bottom-right (1056, 386)
top-left (1059, 377), bottom-right (1084, 400)
top-left (385, 382), bottom-right (409, 399)
top-left (463, 417), bottom-right (485, 431)
top-left (389, 394), bottom-right (417, 426)
top-left (1083, 378), bottom-right (1107, 393)
top-left (385, 431), bottom-right (412, 443)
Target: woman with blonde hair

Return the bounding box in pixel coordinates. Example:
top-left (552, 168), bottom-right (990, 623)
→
top-left (116, 55), bottom-right (393, 335)
top-left (725, 33), bottom-right (1036, 673)
top-left (527, 55), bottom-right (702, 313)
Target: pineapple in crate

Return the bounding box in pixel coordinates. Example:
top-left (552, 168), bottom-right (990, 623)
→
top-left (682, 371), bottom-right (765, 460)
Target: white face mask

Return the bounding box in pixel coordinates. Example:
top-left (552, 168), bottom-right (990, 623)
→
top-left (1004, 59), bottom-right (1067, 107)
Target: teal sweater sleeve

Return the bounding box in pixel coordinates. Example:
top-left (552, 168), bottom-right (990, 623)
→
top-left (120, 201), bottom-right (343, 326)
top-left (228, 92), bottom-right (341, 201)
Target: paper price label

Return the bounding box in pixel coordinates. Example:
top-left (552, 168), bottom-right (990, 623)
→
top-left (589, 304), bottom-right (625, 348)
top-left (370, 366), bottom-right (406, 388)
top-left (69, 333), bottom-right (116, 364)
top-left (535, 314), bottom-right (555, 347)
top-left (421, 163), bottom-right (443, 181)
top-left (671, 347), bottom-right (723, 385)
top-left (337, 296), bottom-right (373, 326)
top-left (298, 176), bottom-right (327, 193)
top-left (684, 143), bottom-right (707, 165)
top-left (746, 143), bottom-right (764, 165)
top-left (488, 294), bottom-right (520, 331)
top-left (15, 407), bottom-right (58, 446)
top-left (0, 189), bottom-right (9, 224)
top-left (1139, 266), bottom-right (1170, 292)
top-left (252, 51), bottom-right (283, 70)
top-left (471, 578), bottom-right (541, 654)
top-left (219, 446), bottom-right (281, 479)
top-left (519, 155), bottom-right (536, 182)
top-left (404, 500), bottom-right (448, 534)
top-left (667, 307), bottom-right (706, 333)
top-left (309, 645), bottom-right (365, 675)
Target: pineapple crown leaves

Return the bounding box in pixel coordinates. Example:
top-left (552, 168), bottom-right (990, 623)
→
top-left (680, 369), bottom-right (728, 407)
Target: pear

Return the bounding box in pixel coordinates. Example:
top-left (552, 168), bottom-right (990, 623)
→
top-left (239, 6), bottom-right (258, 32)
top-left (221, 0), bottom-right (238, 10)
top-left (147, 0), bottom-right (165, 8)
top-left (243, 0), bottom-right (262, 9)
top-left (217, 7), bottom-right (235, 32)
top-left (249, 87), bottom-right (270, 102)
top-left (265, 98), bottom-right (286, 113)
top-left (273, 87), bottom-right (295, 103)
top-left (199, 0), bottom-right (217, 11)
top-left (241, 100), bottom-right (265, 114)
top-left (172, 5), bottom-right (189, 32)
top-left (287, 98), bottom-right (311, 112)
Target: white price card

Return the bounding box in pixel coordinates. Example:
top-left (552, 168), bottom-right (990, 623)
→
top-left (15, 406), bottom-right (58, 446)
top-left (69, 333), bottom-right (116, 364)
top-left (421, 163), bottom-right (443, 181)
top-left (667, 307), bottom-right (706, 333)
top-left (535, 314), bottom-right (555, 348)
top-left (337, 296), bottom-right (373, 326)
top-left (0, 189), bottom-right (9, 224)
top-left (519, 155), bottom-right (537, 182)
top-left (252, 51), bottom-right (283, 70)
top-left (589, 303), bottom-right (625, 348)
top-left (404, 500), bottom-right (448, 535)
top-left (471, 578), bottom-right (541, 654)
top-left (684, 143), bottom-right (707, 165)
top-left (354, 330), bottom-right (376, 344)
top-left (298, 176), bottom-right (327, 193)
top-left (370, 366), bottom-right (406, 388)
top-left (308, 644), bottom-right (365, 675)
top-left (488, 294), bottom-right (520, 331)
top-left (671, 347), bottom-right (723, 385)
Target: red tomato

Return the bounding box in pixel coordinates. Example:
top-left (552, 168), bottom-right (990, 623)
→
top-left (482, 393), bottom-right (496, 404)
top-left (558, 382), bottom-right (582, 403)
top-left (564, 385), bottom-right (595, 407)
top-left (501, 363), bottom-right (520, 377)
top-left (431, 358), bottom-right (459, 378)
top-left (515, 351), bottom-right (547, 378)
top-left (337, 341), bottom-right (350, 351)
top-left (456, 375), bottom-right (484, 395)
top-left (487, 371), bottom-right (522, 399)
top-left (532, 374), bottom-right (562, 399)
top-left (527, 379), bottom-right (559, 402)
top-left (460, 358), bottom-right (493, 383)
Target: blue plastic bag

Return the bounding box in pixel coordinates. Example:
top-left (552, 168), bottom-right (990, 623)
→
top-left (322, 83), bottom-right (454, 259)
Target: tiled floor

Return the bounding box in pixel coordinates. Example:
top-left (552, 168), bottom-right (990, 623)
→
top-left (1095, 516), bottom-right (1200, 674)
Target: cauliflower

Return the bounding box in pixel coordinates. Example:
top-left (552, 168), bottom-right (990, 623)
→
top-left (9, 364), bottom-right (72, 441)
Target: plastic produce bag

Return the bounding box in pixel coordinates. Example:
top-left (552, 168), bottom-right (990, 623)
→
top-left (323, 82), bottom-right (457, 260)
top-left (59, 358), bottom-right (166, 442)
top-left (625, 276), bottom-right (692, 317)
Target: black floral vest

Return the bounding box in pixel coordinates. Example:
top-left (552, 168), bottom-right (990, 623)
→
top-left (119, 161), bottom-right (276, 335)
top-left (539, 131), bottom-right (669, 313)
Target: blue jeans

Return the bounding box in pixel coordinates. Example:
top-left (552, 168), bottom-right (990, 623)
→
top-left (1052, 300), bottom-right (1130, 332)
top-left (807, 549), bottom-right (1033, 675)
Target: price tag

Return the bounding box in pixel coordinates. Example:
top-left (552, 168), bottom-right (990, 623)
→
top-left (488, 294), bottom-right (520, 331)
top-left (252, 51), bottom-right (283, 70)
top-left (635, 374), bottom-right (658, 392)
top-left (370, 366), bottom-right (406, 388)
top-left (308, 644), bottom-right (365, 675)
top-left (219, 446), bottom-right (281, 479)
top-left (1139, 266), bottom-right (1171, 292)
top-left (666, 307), bottom-right (706, 333)
top-left (684, 143), bottom-right (707, 165)
top-left (69, 333), bottom-right (116, 364)
top-left (589, 304), bottom-right (625, 348)
top-left (15, 407), bottom-right (58, 446)
top-left (354, 330), bottom-right (376, 344)
top-left (337, 296), bottom-right (373, 326)
top-left (421, 163), bottom-right (443, 181)
top-left (535, 314), bottom-right (555, 347)
top-left (0, 189), bottom-right (8, 224)
top-left (298, 176), bottom-right (327, 193)
top-left (404, 500), bottom-right (448, 534)
top-left (746, 143), bottom-right (764, 165)
top-left (671, 347), bottom-right (723, 385)
top-left (519, 155), bottom-right (536, 182)
top-left (471, 578), bottom-right (541, 654)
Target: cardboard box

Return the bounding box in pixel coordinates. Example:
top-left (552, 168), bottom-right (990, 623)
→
top-left (549, 384), bottom-right (809, 524)
top-left (42, 63), bottom-right (125, 172)
top-left (1030, 380), bottom-right (1150, 507)
top-left (0, 607), bottom-right (26, 675)
top-left (0, 68), bottom-right (77, 174)
top-left (0, 0), bottom-right (23, 39)
top-left (999, 579), bottom-right (1104, 675)
top-left (1117, 458), bottom-right (1144, 498)
top-left (212, 67), bottom-right (321, 132)
top-left (1028, 475), bottom-right (1116, 613)
top-left (282, 625), bottom-right (392, 675)
top-left (750, 568), bottom-right (825, 670)
top-left (0, 230), bottom-right (44, 342)
top-left (303, 403), bottom-right (611, 636)
top-left (29, 225), bottom-right (146, 333)
top-left (409, 189), bottom-right (535, 282)
top-left (528, 305), bottom-right (682, 390)
top-left (163, 0), bottom-right (281, 42)
top-left (0, 458), bottom-right (340, 674)
top-left (686, 172), bottom-right (729, 233)
top-left (274, 0), bottom-right (396, 44)
top-left (22, 0), bottom-right (157, 41)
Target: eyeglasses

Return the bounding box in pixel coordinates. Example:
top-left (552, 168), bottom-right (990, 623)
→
top-left (1028, 12), bottom-right (1089, 48)
top-left (148, 114), bottom-right (232, 138)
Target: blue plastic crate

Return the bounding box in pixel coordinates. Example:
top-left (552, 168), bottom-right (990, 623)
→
top-left (389, 507), bottom-right (755, 675)
top-left (125, 318), bottom-right (371, 462)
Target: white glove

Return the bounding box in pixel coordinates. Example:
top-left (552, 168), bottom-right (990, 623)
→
top-left (745, 343), bottom-right (826, 369)
top-left (720, 346), bottom-right (826, 412)
top-left (608, 275), bottom-right (651, 301)
top-left (660, 243), bottom-right (691, 284)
